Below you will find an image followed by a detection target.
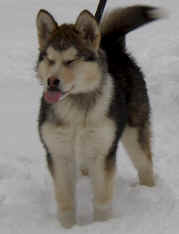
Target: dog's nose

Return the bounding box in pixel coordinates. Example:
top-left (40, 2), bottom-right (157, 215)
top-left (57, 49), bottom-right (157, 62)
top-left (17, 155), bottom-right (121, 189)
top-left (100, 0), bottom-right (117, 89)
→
top-left (47, 77), bottom-right (60, 88)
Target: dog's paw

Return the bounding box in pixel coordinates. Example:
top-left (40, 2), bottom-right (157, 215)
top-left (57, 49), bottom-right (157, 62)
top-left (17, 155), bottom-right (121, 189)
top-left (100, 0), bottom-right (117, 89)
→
top-left (94, 203), bottom-right (113, 222)
top-left (58, 210), bottom-right (76, 229)
top-left (139, 174), bottom-right (155, 187)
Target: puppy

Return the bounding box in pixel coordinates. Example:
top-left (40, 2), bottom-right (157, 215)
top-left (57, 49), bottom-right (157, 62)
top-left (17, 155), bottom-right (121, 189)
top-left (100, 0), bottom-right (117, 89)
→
top-left (36, 5), bottom-right (163, 228)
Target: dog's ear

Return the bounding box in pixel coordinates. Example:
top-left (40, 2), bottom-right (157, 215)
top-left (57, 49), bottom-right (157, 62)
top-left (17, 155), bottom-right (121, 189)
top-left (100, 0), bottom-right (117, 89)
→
top-left (75, 10), bottom-right (101, 51)
top-left (36, 9), bottom-right (58, 50)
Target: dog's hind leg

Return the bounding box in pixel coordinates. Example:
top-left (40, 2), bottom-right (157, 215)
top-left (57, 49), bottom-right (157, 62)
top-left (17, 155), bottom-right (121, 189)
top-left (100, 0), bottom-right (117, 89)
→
top-left (121, 124), bottom-right (155, 187)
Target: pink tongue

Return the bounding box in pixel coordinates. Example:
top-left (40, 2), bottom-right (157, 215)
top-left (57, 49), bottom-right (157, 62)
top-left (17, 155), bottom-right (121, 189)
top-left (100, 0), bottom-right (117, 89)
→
top-left (44, 91), bottom-right (62, 104)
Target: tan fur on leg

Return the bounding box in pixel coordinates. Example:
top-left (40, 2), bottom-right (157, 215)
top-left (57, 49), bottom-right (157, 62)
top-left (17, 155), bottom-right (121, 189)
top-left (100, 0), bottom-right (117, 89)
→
top-left (90, 158), bottom-right (116, 221)
top-left (53, 159), bottom-right (76, 228)
top-left (121, 126), bottom-right (155, 187)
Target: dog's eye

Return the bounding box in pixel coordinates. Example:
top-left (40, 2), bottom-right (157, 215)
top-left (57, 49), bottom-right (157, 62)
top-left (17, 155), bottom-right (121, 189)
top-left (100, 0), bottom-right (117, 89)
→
top-left (47, 58), bottom-right (55, 66)
top-left (64, 59), bottom-right (76, 66)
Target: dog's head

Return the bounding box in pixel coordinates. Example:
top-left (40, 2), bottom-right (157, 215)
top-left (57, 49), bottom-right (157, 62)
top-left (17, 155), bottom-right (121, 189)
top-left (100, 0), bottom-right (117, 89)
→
top-left (36, 10), bottom-right (103, 104)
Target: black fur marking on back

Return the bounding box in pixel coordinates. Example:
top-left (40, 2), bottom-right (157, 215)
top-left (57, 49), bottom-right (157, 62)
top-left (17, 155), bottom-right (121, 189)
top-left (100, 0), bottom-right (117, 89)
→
top-left (106, 82), bottom-right (128, 169)
top-left (100, 6), bottom-right (158, 167)
top-left (102, 40), bottom-right (151, 127)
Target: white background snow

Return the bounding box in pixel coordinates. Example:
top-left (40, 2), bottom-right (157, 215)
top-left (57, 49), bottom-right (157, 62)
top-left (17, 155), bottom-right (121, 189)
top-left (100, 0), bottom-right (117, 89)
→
top-left (0, 0), bottom-right (179, 233)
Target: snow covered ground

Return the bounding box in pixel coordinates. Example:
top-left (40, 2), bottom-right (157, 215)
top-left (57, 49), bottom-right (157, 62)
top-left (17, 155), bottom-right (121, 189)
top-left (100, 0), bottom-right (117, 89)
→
top-left (0, 0), bottom-right (179, 233)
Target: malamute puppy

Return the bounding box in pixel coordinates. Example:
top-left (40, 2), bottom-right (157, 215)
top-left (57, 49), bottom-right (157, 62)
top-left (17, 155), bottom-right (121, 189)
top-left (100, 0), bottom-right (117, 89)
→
top-left (36, 5), bottom-right (163, 228)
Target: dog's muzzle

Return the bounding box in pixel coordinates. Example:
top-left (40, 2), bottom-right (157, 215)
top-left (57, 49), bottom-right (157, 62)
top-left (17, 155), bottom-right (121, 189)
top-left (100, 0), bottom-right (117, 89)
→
top-left (44, 77), bottom-right (73, 104)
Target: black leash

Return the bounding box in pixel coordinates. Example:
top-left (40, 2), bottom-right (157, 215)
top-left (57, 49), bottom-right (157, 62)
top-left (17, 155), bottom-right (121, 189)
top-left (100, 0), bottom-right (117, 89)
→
top-left (95, 0), bottom-right (107, 23)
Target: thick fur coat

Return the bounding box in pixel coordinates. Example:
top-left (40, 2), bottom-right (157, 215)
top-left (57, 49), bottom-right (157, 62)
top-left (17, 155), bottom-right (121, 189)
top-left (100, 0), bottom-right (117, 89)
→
top-left (36, 5), bottom-right (163, 228)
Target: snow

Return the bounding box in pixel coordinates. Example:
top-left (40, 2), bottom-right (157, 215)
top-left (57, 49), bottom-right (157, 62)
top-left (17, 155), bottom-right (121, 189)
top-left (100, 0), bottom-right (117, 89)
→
top-left (0, 0), bottom-right (179, 233)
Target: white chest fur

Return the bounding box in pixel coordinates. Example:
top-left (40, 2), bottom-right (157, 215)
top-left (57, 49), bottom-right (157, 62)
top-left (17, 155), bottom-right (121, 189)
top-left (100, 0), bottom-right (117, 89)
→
top-left (41, 76), bottom-right (116, 172)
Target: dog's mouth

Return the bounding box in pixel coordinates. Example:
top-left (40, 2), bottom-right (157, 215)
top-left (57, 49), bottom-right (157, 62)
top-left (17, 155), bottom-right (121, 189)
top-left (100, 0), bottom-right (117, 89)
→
top-left (44, 87), bottom-right (73, 104)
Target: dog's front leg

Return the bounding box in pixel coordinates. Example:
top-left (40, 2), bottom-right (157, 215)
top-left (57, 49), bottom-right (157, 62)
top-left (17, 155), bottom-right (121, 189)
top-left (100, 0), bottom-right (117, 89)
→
top-left (41, 122), bottom-right (76, 228)
top-left (90, 157), bottom-right (116, 222)
top-left (53, 157), bottom-right (76, 228)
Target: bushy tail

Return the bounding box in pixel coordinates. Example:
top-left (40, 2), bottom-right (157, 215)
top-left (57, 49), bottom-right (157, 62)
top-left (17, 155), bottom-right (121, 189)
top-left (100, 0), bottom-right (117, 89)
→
top-left (100, 5), bottom-right (165, 49)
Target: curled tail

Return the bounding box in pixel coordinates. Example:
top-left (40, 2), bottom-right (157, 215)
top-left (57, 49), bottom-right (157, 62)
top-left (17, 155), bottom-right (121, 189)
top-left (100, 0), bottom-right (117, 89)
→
top-left (100, 5), bottom-right (165, 49)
